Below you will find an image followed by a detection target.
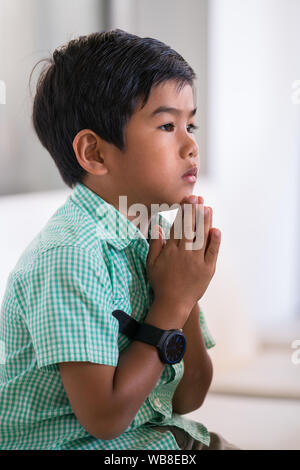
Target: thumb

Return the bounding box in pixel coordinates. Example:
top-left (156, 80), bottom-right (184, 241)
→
top-left (146, 225), bottom-right (164, 266)
top-left (160, 226), bottom-right (166, 246)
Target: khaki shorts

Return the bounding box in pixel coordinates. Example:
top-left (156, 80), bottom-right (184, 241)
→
top-left (152, 425), bottom-right (241, 450)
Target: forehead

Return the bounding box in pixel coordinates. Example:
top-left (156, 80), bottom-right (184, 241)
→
top-left (135, 80), bottom-right (195, 117)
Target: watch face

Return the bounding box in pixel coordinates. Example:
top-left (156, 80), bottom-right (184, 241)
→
top-left (165, 333), bottom-right (186, 364)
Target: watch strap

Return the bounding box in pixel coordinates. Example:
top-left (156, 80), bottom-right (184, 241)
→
top-left (112, 309), bottom-right (140, 340)
top-left (134, 321), bottom-right (166, 347)
top-left (112, 309), bottom-right (166, 346)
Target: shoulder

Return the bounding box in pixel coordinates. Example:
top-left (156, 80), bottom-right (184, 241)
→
top-left (13, 197), bottom-right (110, 274)
top-left (4, 245), bottom-right (112, 318)
top-left (39, 198), bottom-right (102, 252)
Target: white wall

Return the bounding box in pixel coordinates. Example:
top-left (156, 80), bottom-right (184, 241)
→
top-left (207, 0), bottom-right (300, 331)
top-left (0, 0), bottom-right (103, 196)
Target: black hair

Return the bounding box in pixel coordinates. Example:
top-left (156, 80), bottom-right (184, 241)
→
top-left (30, 29), bottom-right (196, 188)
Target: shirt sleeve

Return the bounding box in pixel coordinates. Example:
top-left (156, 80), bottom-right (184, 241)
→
top-left (24, 245), bottom-right (119, 370)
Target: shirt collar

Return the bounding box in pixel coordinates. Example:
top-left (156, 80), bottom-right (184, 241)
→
top-left (70, 182), bottom-right (161, 251)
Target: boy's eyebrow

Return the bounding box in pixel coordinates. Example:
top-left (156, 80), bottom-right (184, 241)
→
top-left (149, 106), bottom-right (197, 118)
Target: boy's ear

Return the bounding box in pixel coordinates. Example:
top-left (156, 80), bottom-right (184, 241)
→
top-left (73, 129), bottom-right (108, 176)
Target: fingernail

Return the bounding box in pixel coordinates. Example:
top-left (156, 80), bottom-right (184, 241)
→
top-left (189, 196), bottom-right (198, 204)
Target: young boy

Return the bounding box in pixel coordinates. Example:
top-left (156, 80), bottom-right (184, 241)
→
top-left (0, 29), bottom-right (238, 450)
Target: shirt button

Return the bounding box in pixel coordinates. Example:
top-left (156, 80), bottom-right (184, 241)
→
top-left (154, 398), bottom-right (162, 409)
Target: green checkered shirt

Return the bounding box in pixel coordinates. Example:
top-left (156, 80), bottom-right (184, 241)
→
top-left (0, 182), bottom-right (215, 450)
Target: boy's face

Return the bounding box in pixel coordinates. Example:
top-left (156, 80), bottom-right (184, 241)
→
top-left (81, 79), bottom-right (199, 221)
top-left (107, 79), bottom-right (199, 209)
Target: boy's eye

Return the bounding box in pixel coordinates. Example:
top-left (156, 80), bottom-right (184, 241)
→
top-left (159, 123), bottom-right (199, 133)
top-left (159, 123), bottom-right (175, 132)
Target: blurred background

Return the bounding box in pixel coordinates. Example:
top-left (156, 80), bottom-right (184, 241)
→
top-left (0, 0), bottom-right (300, 449)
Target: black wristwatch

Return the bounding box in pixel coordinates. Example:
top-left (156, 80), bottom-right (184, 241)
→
top-left (112, 310), bottom-right (186, 364)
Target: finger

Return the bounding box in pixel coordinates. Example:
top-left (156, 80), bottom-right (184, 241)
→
top-left (168, 202), bottom-right (184, 247)
top-left (205, 228), bottom-right (221, 267)
top-left (193, 196), bottom-right (204, 233)
top-left (146, 225), bottom-right (164, 266)
top-left (209, 206), bottom-right (212, 231)
top-left (180, 195), bottom-right (203, 205)
top-left (178, 195), bottom-right (204, 248)
top-left (179, 201), bottom-right (196, 248)
top-left (204, 207), bottom-right (211, 248)
top-left (189, 204), bottom-right (208, 252)
top-left (160, 226), bottom-right (166, 246)
top-left (204, 206), bottom-right (211, 248)
top-left (204, 207), bottom-right (213, 255)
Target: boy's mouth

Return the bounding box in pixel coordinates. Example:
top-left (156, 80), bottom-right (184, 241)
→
top-left (182, 165), bottom-right (198, 183)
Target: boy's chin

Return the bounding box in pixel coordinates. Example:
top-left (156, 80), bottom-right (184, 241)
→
top-left (150, 190), bottom-right (194, 209)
